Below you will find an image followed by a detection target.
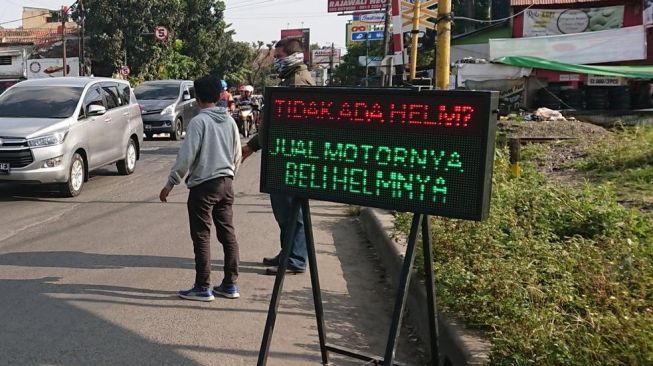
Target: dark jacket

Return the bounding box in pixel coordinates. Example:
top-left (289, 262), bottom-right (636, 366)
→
top-left (246, 64), bottom-right (315, 152)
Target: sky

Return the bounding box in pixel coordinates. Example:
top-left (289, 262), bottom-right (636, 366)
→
top-left (1, 0), bottom-right (350, 50)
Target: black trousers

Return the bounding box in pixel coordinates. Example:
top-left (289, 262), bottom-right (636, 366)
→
top-left (187, 177), bottom-right (239, 288)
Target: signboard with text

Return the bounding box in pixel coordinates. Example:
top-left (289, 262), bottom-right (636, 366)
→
top-left (261, 87), bottom-right (499, 221)
top-left (523, 6), bottom-right (624, 37)
top-left (328, 0), bottom-right (385, 13)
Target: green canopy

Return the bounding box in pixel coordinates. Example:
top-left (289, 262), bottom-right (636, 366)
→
top-left (494, 56), bottom-right (653, 79)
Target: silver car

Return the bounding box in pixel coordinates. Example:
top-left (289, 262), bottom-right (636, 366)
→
top-left (134, 80), bottom-right (200, 140)
top-left (0, 77), bottom-right (144, 197)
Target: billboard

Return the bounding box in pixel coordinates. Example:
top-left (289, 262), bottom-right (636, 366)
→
top-left (27, 58), bottom-right (80, 78)
top-left (261, 87), bottom-right (499, 221)
top-left (312, 49), bottom-right (341, 65)
top-left (523, 6), bottom-right (624, 37)
top-left (328, 0), bottom-right (385, 13)
top-left (280, 28), bottom-right (311, 64)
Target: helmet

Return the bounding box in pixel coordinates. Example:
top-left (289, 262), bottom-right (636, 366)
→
top-left (239, 85), bottom-right (254, 93)
top-left (220, 80), bottom-right (227, 91)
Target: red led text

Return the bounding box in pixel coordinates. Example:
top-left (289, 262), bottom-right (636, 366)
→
top-left (274, 99), bottom-right (475, 128)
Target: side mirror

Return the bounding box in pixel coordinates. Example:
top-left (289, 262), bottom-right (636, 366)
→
top-left (182, 93), bottom-right (191, 101)
top-left (88, 104), bottom-right (106, 116)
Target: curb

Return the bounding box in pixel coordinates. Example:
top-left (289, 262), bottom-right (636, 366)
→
top-left (359, 208), bottom-right (491, 366)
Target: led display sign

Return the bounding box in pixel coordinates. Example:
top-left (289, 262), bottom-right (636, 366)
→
top-left (260, 87), bottom-right (498, 221)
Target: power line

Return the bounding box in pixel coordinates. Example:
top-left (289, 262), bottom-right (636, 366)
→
top-left (455, 4), bottom-right (534, 24)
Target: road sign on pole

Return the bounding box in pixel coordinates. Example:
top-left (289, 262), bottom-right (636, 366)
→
top-left (154, 26), bottom-right (169, 41)
top-left (351, 32), bottom-right (367, 41)
top-left (120, 65), bottom-right (131, 76)
top-left (368, 30), bottom-right (385, 40)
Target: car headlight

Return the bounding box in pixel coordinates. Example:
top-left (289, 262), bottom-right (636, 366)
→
top-left (160, 105), bottom-right (175, 115)
top-left (28, 131), bottom-right (68, 148)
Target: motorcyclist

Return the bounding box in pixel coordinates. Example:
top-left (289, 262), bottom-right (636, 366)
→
top-left (217, 79), bottom-right (235, 112)
top-left (234, 85), bottom-right (260, 135)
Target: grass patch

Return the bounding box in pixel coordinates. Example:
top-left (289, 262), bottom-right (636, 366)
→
top-left (575, 126), bottom-right (653, 208)
top-left (394, 149), bottom-right (653, 365)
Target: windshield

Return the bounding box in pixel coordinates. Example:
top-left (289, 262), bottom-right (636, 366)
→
top-left (0, 86), bottom-right (83, 118)
top-left (134, 84), bottom-right (180, 100)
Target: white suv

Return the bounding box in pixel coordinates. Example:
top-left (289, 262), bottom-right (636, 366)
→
top-left (0, 77), bottom-right (144, 197)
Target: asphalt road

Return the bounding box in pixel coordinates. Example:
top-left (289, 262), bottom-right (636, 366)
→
top-left (0, 137), bottom-right (425, 365)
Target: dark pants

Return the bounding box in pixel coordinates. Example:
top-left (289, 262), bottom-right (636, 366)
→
top-left (187, 177), bottom-right (239, 289)
top-left (270, 193), bottom-right (307, 270)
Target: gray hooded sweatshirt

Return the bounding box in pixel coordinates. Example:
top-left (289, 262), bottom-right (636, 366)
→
top-left (166, 106), bottom-right (241, 189)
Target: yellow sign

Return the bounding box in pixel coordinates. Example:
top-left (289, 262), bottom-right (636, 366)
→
top-left (401, 0), bottom-right (437, 29)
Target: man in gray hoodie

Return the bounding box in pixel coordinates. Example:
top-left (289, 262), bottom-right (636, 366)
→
top-left (159, 75), bottom-right (242, 302)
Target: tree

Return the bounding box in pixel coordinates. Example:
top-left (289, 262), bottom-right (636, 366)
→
top-left (74, 0), bottom-right (252, 82)
top-left (245, 41), bottom-right (275, 91)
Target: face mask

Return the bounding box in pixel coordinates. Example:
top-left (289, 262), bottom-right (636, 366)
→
top-left (273, 52), bottom-right (305, 74)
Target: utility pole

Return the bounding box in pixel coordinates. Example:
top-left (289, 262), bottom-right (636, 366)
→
top-left (329, 42), bottom-right (335, 85)
top-left (435, 0), bottom-right (452, 89)
top-left (79, 0), bottom-right (85, 76)
top-left (381, 0), bottom-right (391, 86)
top-left (409, 0), bottom-right (421, 81)
top-left (61, 5), bottom-right (67, 76)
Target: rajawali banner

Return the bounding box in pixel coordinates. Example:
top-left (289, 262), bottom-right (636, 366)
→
top-left (328, 0), bottom-right (385, 13)
top-left (523, 6), bottom-right (624, 37)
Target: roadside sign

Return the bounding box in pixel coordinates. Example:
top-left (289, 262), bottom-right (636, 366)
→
top-left (351, 32), bottom-right (367, 41)
top-left (353, 12), bottom-right (386, 23)
top-left (261, 87), bottom-right (499, 220)
top-left (154, 26), bottom-right (169, 41)
top-left (368, 30), bottom-right (384, 40)
top-left (120, 65), bottom-right (131, 76)
top-left (328, 0), bottom-right (385, 13)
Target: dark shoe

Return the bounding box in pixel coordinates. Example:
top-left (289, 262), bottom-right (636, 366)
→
top-left (178, 284), bottom-right (214, 302)
top-left (212, 283), bottom-right (240, 299)
top-left (262, 255), bottom-right (279, 266)
top-left (265, 266), bottom-right (305, 275)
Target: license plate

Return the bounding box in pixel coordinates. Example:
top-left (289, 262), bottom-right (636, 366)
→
top-left (145, 124), bottom-right (152, 130)
top-left (0, 162), bottom-right (9, 175)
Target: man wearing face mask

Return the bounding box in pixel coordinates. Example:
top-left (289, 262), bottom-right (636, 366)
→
top-left (242, 37), bottom-right (315, 275)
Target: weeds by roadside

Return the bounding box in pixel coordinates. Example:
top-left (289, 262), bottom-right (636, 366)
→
top-left (394, 142), bottom-right (653, 365)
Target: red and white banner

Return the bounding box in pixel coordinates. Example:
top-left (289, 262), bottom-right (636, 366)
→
top-left (391, 0), bottom-right (404, 64)
top-left (328, 0), bottom-right (385, 13)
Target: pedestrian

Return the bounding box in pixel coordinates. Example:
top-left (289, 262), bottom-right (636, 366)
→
top-left (242, 37), bottom-right (315, 275)
top-left (159, 75), bottom-right (242, 301)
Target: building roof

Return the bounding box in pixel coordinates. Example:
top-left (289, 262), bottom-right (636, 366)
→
top-left (511, 0), bottom-right (608, 5)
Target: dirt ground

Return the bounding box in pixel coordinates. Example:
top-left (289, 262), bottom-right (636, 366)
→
top-left (498, 119), bottom-right (610, 183)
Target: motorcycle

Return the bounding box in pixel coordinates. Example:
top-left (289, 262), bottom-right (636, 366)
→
top-left (233, 102), bottom-right (260, 138)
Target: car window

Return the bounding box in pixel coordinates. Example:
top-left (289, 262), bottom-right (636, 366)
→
top-left (80, 86), bottom-right (105, 119)
top-left (120, 85), bottom-right (131, 105)
top-left (134, 83), bottom-right (180, 100)
top-left (102, 85), bottom-right (120, 109)
top-left (0, 86), bottom-right (83, 118)
top-left (188, 86), bottom-right (196, 98)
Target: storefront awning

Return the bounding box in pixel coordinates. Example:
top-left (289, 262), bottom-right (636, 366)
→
top-left (494, 56), bottom-right (653, 79)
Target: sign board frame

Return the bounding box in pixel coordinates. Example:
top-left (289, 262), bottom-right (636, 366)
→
top-left (260, 87), bottom-right (499, 221)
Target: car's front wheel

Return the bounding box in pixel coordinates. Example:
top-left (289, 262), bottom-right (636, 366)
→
top-left (117, 138), bottom-right (137, 175)
top-left (59, 153), bottom-right (85, 197)
top-left (170, 118), bottom-right (182, 141)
